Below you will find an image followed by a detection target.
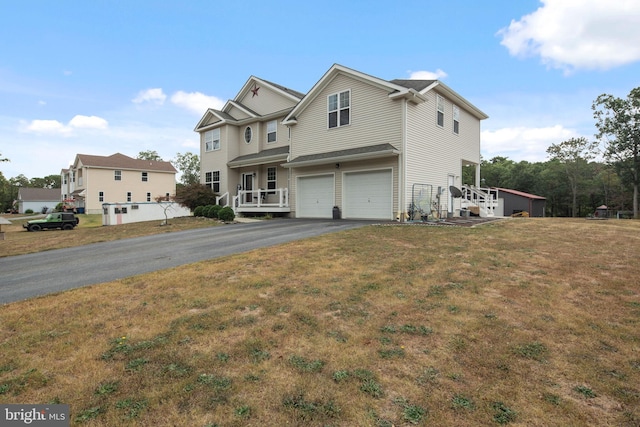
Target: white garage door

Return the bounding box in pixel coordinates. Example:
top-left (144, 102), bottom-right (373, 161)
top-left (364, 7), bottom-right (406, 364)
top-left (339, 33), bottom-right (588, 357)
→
top-left (297, 175), bottom-right (334, 218)
top-left (344, 170), bottom-right (393, 220)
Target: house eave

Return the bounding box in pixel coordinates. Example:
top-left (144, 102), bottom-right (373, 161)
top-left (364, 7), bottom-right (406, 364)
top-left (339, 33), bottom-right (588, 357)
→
top-left (282, 148), bottom-right (400, 168)
top-left (228, 154), bottom-right (289, 169)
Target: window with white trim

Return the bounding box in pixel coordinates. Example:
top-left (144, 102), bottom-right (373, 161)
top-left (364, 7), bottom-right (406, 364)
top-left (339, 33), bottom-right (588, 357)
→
top-left (127, 192), bottom-right (132, 202)
top-left (204, 128), bottom-right (220, 152)
top-left (328, 90), bottom-right (350, 128)
top-left (114, 170), bottom-right (122, 181)
top-left (436, 95), bottom-right (445, 127)
top-left (267, 167), bottom-right (276, 193)
top-left (99, 191), bottom-right (104, 202)
top-left (141, 172), bottom-right (148, 182)
top-left (205, 171), bottom-right (220, 192)
top-left (146, 192), bottom-right (151, 202)
top-left (453, 105), bottom-right (460, 134)
top-left (267, 120), bottom-right (277, 143)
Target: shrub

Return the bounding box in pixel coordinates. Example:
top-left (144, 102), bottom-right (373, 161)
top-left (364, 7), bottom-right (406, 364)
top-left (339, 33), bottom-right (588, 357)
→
top-left (210, 204), bottom-right (223, 218)
top-left (203, 205), bottom-right (217, 218)
top-left (25, 209), bottom-right (34, 214)
top-left (218, 206), bottom-right (235, 222)
top-left (193, 206), bottom-right (204, 217)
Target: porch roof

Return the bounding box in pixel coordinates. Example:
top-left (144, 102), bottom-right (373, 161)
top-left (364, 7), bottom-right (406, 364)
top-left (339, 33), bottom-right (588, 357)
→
top-left (228, 146), bottom-right (290, 168)
top-left (282, 143), bottom-right (399, 168)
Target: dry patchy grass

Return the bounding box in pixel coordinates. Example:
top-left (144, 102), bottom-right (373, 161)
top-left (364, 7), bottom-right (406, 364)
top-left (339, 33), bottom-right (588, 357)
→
top-left (1, 218), bottom-right (640, 426)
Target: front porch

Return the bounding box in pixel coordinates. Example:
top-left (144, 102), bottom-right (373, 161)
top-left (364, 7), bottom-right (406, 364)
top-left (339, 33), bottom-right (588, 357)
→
top-left (230, 188), bottom-right (290, 214)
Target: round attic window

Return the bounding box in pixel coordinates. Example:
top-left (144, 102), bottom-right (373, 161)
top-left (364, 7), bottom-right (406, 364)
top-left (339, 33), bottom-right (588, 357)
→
top-left (244, 126), bottom-right (252, 143)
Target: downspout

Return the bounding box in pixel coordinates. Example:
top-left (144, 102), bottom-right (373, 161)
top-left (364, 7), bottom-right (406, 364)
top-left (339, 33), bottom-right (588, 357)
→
top-left (398, 99), bottom-right (407, 222)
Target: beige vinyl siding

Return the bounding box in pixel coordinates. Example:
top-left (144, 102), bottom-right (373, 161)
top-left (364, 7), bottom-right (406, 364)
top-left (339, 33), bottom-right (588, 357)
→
top-left (404, 90), bottom-right (481, 215)
top-left (200, 125), bottom-right (235, 196)
top-left (240, 87), bottom-right (297, 116)
top-left (228, 105), bottom-right (252, 120)
top-left (82, 168), bottom-right (175, 214)
top-left (258, 117), bottom-right (289, 150)
top-left (290, 74), bottom-right (403, 158)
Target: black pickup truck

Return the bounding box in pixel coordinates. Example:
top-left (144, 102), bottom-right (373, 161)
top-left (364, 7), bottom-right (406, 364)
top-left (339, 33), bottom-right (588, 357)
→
top-left (23, 212), bottom-right (80, 231)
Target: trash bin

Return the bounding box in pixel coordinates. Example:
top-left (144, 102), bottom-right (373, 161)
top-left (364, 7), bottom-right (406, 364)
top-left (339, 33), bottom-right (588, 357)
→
top-left (77, 207), bottom-right (85, 214)
top-left (332, 206), bottom-right (341, 220)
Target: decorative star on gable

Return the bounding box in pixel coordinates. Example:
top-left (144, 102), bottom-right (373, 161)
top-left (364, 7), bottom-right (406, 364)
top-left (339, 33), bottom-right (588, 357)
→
top-left (250, 84), bottom-right (260, 97)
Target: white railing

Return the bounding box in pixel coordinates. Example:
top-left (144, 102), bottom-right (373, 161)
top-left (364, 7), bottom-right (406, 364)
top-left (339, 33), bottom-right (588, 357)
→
top-left (461, 185), bottom-right (498, 217)
top-left (232, 188), bottom-right (289, 212)
top-left (216, 192), bottom-right (229, 207)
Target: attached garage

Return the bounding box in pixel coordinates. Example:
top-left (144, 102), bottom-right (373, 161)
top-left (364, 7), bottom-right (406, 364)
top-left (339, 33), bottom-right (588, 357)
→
top-left (343, 169), bottom-right (393, 220)
top-left (297, 174), bottom-right (335, 218)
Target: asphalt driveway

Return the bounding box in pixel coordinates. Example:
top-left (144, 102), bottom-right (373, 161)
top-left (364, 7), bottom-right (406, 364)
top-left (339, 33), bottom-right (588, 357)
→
top-left (0, 219), bottom-right (372, 305)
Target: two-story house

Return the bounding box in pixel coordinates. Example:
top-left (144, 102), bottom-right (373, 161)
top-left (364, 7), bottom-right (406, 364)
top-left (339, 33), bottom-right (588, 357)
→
top-left (61, 153), bottom-right (177, 214)
top-left (195, 64), bottom-right (489, 221)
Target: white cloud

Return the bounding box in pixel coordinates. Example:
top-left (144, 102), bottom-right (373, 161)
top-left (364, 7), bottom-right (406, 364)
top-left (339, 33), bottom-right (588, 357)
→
top-left (408, 69), bottom-right (448, 80)
top-left (171, 91), bottom-right (224, 115)
top-left (132, 88), bottom-right (167, 105)
top-left (22, 115), bottom-right (109, 135)
top-left (481, 125), bottom-right (578, 162)
top-left (68, 115), bottom-right (108, 130)
top-left (498, 0), bottom-right (640, 72)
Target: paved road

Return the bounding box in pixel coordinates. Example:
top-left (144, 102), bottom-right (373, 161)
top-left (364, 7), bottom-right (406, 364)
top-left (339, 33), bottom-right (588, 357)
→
top-left (0, 219), bottom-right (372, 304)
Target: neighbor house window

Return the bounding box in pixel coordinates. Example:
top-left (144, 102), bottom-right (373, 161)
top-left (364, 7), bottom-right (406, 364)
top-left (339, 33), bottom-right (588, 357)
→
top-left (142, 172), bottom-right (148, 182)
top-left (99, 191), bottom-right (104, 202)
top-left (437, 95), bottom-right (445, 127)
top-left (328, 90), bottom-right (350, 128)
top-left (267, 167), bottom-right (276, 193)
top-left (146, 192), bottom-right (151, 202)
top-left (205, 171), bottom-right (220, 192)
top-left (205, 128), bottom-right (221, 152)
top-left (114, 170), bottom-right (122, 181)
top-left (127, 192), bottom-right (132, 202)
top-left (267, 120), bottom-right (277, 143)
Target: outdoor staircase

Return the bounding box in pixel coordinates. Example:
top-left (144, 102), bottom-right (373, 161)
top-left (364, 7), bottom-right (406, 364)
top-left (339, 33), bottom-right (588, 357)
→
top-left (461, 185), bottom-right (498, 217)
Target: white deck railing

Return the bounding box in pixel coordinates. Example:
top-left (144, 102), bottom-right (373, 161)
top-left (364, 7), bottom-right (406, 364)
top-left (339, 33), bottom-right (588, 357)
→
top-left (232, 188), bottom-right (289, 212)
top-left (461, 185), bottom-right (498, 217)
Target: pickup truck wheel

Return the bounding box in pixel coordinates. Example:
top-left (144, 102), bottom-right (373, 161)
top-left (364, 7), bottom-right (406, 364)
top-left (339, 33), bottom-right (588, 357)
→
top-left (29, 224), bottom-right (42, 232)
top-left (62, 224), bottom-right (74, 230)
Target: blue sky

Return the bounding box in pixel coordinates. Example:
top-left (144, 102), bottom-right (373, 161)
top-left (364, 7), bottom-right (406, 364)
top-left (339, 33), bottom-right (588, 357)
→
top-left (1, 0), bottom-right (639, 180)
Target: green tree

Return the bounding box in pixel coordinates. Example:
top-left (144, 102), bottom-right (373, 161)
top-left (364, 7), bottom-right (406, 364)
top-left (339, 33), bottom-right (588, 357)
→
top-left (480, 156), bottom-right (515, 188)
top-left (546, 137), bottom-right (598, 217)
top-left (137, 150), bottom-right (163, 161)
top-left (0, 152), bottom-right (8, 162)
top-left (30, 174), bottom-right (61, 188)
top-left (172, 152), bottom-right (200, 185)
top-left (593, 87), bottom-right (640, 218)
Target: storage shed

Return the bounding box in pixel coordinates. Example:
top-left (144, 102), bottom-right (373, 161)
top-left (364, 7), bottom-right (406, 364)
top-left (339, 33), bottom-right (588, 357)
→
top-left (17, 188), bottom-right (61, 214)
top-left (495, 188), bottom-right (546, 217)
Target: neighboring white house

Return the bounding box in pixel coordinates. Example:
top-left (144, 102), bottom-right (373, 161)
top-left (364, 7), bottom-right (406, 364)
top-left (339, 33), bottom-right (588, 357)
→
top-left (16, 188), bottom-right (61, 214)
top-left (62, 153), bottom-right (178, 214)
top-left (195, 64), bottom-right (489, 220)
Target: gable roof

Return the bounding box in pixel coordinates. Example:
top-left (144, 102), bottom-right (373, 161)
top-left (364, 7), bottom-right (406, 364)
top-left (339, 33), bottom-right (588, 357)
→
top-left (283, 64), bottom-right (427, 125)
top-left (74, 153), bottom-right (177, 173)
top-left (18, 187), bottom-right (61, 201)
top-left (496, 187), bottom-right (546, 200)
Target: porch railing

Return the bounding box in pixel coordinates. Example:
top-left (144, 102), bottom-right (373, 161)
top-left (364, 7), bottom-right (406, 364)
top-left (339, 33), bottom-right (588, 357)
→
top-left (461, 185), bottom-right (498, 217)
top-left (232, 188), bottom-right (289, 211)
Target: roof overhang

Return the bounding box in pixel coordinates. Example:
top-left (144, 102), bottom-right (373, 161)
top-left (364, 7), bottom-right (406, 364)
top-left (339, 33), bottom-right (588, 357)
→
top-left (228, 147), bottom-right (290, 169)
top-left (282, 143), bottom-right (399, 168)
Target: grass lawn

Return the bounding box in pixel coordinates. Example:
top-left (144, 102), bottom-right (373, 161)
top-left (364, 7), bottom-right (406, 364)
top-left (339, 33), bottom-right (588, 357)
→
top-left (1, 218), bottom-right (639, 426)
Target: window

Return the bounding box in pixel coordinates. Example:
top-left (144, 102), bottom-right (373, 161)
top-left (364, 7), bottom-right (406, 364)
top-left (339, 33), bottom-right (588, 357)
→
top-left (142, 172), bottom-right (148, 182)
top-left (115, 207), bottom-right (128, 214)
top-left (205, 128), bottom-right (221, 152)
top-left (205, 171), bottom-right (220, 192)
top-left (127, 192), bottom-right (132, 202)
top-left (267, 167), bottom-right (277, 193)
top-left (453, 105), bottom-right (460, 134)
top-left (436, 95), bottom-right (445, 127)
top-left (114, 170), bottom-right (122, 181)
top-left (99, 191), bottom-right (104, 202)
top-left (244, 126), bottom-right (252, 143)
top-left (328, 90), bottom-right (350, 128)
top-left (146, 192), bottom-right (151, 202)
top-left (267, 120), bottom-right (277, 143)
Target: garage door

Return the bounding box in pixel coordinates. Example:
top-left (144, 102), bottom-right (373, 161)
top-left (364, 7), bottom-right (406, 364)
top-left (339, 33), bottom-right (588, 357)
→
top-left (297, 175), bottom-right (334, 218)
top-left (344, 170), bottom-right (393, 220)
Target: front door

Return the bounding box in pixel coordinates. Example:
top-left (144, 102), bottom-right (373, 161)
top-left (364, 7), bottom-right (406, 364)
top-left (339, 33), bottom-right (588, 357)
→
top-left (243, 173), bottom-right (254, 203)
